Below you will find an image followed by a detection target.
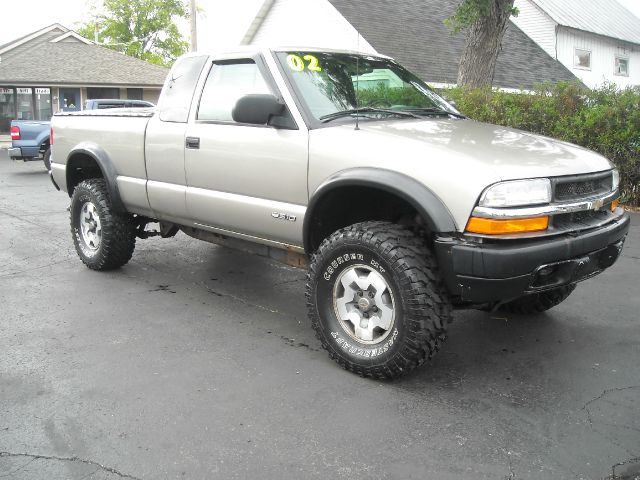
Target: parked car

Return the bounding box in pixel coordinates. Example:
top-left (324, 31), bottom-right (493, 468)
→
top-left (9, 99), bottom-right (155, 169)
top-left (49, 47), bottom-right (629, 379)
top-left (84, 99), bottom-right (155, 110)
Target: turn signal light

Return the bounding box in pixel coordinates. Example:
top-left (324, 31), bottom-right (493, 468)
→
top-left (611, 199), bottom-right (619, 211)
top-left (466, 216), bottom-right (549, 235)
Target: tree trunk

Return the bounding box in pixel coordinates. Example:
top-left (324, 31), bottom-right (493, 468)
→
top-left (457, 0), bottom-right (515, 88)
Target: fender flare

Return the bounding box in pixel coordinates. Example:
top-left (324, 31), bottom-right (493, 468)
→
top-left (66, 142), bottom-right (125, 212)
top-left (35, 131), bottom-right (50, 151)
top-left (303, 167), bottom-right (457, 253)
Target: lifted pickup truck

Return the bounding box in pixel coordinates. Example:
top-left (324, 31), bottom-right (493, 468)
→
top-left (50, 47), bottom-right (630, 379)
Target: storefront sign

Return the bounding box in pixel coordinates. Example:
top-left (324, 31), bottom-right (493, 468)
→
top-left (17, 88), bottom-right (33, 94)
top-left (0, 87), bottom-right (13, 94)
top-left (35, 88), bottom-right (50, 95)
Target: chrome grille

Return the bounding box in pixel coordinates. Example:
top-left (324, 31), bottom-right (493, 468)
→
top-left (554, 172), bottom-right (612, 202)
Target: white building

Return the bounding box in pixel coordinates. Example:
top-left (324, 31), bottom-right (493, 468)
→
top-left (512, 0), bottom-right (640, 88)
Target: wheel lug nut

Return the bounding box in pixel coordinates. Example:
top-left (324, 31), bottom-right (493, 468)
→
top-left (358, 291), bottom-right (363, 297)
top-left (363, 313), bottom-right (369, 318)
top-left (372, 306), bottom-right (378, 312)
top-left (368, 292), bottom-right (374, 298)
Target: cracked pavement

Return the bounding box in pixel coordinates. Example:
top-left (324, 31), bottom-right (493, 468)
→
top-left (1, 151), bottom-right (639, 479)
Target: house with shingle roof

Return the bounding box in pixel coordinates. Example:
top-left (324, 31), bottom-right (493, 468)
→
top-left (0, 24), bottom-right (168, 135)
top-left (512, 0), bottom-right (640, 88)
top-left (241, 0), bottom-right (580, 91)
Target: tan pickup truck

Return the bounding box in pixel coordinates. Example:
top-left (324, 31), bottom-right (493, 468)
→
top-left (50, 47), bottom-right (629, 379)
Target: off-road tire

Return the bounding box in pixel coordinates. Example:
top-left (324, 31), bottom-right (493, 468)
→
top-left (70, 179), bottom-right (136, 270)
top-left (43, 148), bottom-right (51, 170)
top-left (499, 284), bottom-right (577, 314)
top-left (306, 221), bottom-right (452, 380)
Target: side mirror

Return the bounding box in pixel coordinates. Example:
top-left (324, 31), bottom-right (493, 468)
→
top-left (232, 94), bottom-right (285, 126)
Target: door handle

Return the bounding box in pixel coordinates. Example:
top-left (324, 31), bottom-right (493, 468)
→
top-left (186, 136), bottom-right (200, 149)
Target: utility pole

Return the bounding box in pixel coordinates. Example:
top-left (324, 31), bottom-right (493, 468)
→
top-left (190, 0), bottom-right (198, 52)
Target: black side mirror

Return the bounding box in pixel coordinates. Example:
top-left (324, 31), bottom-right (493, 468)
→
top-left (232, 94), bottom-right (285, 126)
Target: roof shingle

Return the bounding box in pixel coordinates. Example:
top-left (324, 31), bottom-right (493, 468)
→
top-left (0, 24), bottom-right (168, 87)
top-left (328, 0), bottom-right (580, 90)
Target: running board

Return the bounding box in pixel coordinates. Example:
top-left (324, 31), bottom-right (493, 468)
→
top-left (181, 226), bottom-right (308, 269)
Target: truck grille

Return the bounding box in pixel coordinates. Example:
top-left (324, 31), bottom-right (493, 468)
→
top-left (552, 209), bottom-right (611, 231)
top-left (554, 171), bottom-right (612, 202)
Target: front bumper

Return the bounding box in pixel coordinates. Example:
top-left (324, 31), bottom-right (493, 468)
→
top-left (434, 212), bottom-right (630, 304)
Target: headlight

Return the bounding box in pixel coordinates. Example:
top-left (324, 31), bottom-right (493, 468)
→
top-left (479, 179), bottom-right (552, 208)
top-left (612, 169), bottom-right (620, 191)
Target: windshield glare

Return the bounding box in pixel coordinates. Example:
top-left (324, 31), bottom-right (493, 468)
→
top-left (276, 51), bottom-right (458, 123)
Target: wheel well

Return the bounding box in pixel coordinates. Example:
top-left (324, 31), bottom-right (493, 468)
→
top-left (306, 186), bottom-right (429, 253)
top-left (39, 138), bottom-right (50, 155)
top-left (66, 153), bottom-right (104, 196)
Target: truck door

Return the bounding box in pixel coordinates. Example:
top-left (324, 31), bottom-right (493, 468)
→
top-left (183, 56), bottom-right (308, 247)
top-left (145, 55), bottom-right (208, 223)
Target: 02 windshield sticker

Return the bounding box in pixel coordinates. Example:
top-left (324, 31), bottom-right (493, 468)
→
top-left (287, 54), bottom-right (322, 72)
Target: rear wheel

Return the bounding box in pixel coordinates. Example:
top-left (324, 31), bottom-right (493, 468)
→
top-left (43, 148), bottom-right (51, 170)
top-left (306, 221), bottom-right (452, 379)
top-left (70, 179), bottom-right (136, 270)
top-left (499, 284), bottom-right (577, 314)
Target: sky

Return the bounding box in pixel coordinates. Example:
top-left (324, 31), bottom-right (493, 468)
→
top-left (0, 0), bottom-right (639, 48)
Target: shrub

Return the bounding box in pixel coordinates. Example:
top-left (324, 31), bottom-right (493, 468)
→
top-left (443, 82), bottom-right (640, 206)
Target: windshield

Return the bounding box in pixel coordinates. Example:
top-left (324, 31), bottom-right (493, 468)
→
top-left (276, 51), bottom-right (460, 124)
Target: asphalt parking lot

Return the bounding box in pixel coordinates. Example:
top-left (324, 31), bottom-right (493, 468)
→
top-left (0, 149), bottom-right (639, 480)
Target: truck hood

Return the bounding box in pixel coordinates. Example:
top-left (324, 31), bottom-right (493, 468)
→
top-left (356, 118), bottom-right (612, 180)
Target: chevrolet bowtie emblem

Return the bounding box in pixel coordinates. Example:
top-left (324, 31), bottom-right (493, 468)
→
top-left (592, 198), bottom-right (604, 210)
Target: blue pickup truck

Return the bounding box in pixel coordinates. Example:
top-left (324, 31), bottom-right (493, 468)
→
top-left (8, 99), bottom-right (154, 170)
top-left (8, 120), bottom-right (52, 169)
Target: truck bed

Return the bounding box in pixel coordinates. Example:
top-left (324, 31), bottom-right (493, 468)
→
top-left (51, 109), bottom-right (154, 200)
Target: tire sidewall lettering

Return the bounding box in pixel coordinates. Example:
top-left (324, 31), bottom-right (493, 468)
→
top-left (315, 245), bottom-right (404, 362)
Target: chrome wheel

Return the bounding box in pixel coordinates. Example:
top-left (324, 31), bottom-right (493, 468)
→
top-left (79, 201), bottom-right (102, 251)
top-left (332, 264), bottom-right (395, 344)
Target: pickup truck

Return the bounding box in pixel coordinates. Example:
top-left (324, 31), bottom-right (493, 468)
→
top-left (9, 120), bottom-right (52, 169)
top-left (9, 100), bottom-right (155, 169)
top-left (50, 47), bottom-right (630, 379)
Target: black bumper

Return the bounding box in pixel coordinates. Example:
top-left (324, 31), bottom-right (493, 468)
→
top-left (434, 213), bottom-right (630, 304)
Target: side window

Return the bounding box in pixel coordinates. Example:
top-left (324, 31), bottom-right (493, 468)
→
top-left (197, 61), bottom-right (271, 122)
top-left (158, 55), bottom-right (207, 123)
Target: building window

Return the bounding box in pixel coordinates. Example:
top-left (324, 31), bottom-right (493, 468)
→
top-left (87, 87), bottom-right (120, 100)
top-left (0, 87), bottom-right (16, 134)
top-left (615, 56), bottom-right (629, 76)
top-left (35, 88), bottom-right (52, 120)
top-left (16, 88), bottom-right (34, 120)
top-left (127, 88), bottom-right (143, 100)
top-left (574, 48), bottom-right (591, 70)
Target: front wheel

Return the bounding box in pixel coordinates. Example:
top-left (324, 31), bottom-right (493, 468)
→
top-left (306, 221), bottom-right (452, 379)
top-left (70, 179), bottom-right (136, 270)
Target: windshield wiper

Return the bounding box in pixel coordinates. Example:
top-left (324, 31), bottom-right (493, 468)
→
top-left (320, 107), bottom-right (422, 123)
top-left (403, 107), bottom-right (467, 119)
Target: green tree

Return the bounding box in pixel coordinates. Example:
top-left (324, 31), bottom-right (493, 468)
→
top-left (445, 0), bottom-right (518, 88)
top-left (79, 0), bottom-right (189, 66)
